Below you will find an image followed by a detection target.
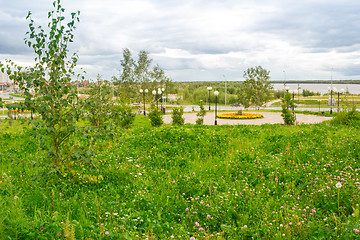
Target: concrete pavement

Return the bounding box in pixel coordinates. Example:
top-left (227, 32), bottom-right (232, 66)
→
top-left (163, 111), bottom-right (333, 125)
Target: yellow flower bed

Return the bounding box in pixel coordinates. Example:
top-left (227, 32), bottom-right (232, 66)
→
top-left (12, 110), bottom-right (32, 113)
top-left (217, 112), bottom-right (263, 119)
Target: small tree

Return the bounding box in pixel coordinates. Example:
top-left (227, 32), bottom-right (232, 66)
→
top-left (172, 107), bottom-right (185, 125)
top-left (196, 101), bottom-right (206, 125)
top-left (85, 76), bottom-right (114, 128)
top-left (281, 92), bottom-right (296, 125)
top-left (148, 104), bottom-right (163, 127)
top-left (238, 66), bottom-right (273, 109)
top-left (1, 0), bottom-right (83, 171)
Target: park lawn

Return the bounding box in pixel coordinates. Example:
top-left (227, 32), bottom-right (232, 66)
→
top-left (0, 116), bottom-right (360, 239)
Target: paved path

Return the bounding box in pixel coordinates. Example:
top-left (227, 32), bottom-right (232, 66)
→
top-left (163, 112), bottom-right (333, 125)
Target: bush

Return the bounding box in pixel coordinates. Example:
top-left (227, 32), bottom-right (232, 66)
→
top-left (273, 89), bottom-right (286, 99)
top-left (281, 92), bottom-right (296, 125)
top-left (303, 89), bottom-right (321, 97)
top-left (332, 107), bottom-right (360, 125)
top-left (148, 104), bottom-right (163, 127)
top-left (113, 103), bottom-right (136, 128)
top-left (196, 102), bottom-right (206, 125)
top-left (172, 107), bottom-right (185, 125)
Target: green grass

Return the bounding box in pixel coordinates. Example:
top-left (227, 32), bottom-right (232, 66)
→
top-left (9, 93), bottom-right (24, 98)
top-left (1, 116), bottom-right (360, 239)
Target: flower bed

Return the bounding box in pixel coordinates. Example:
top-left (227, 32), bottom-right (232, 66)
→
top-left (217, 112), bottom-right (264, 119)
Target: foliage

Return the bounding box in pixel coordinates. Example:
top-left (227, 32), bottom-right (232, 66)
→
top-left (273, 89), bottom-right (286, 99)
top-left (1, 120), bottom-right (360, 238)
top-left (196, 101), bottom-right (206, 125)
top-left (84, 76), bottom-right (114, 128)
top-left (281, 92), bottom-right (296, 125)
top-left (112, 103), bottom-right (136, 129)
top-left (238, 66), bottom-right (273, 109)
top-left (0, 0), bottom-right (83, 171)
top-left (113, 49), bottom-right (172, 102)
top-left (171, 106), bottom-right (185, 125)
top-left (302, 89), bottom-right (321, 97)
top-left (148, 103), bottom-right (163, 127)
top-left (332, 107), bottom-right (360, 126)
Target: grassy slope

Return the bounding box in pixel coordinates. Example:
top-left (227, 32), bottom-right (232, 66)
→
top-left (0, 117), bottom-right (360, 239)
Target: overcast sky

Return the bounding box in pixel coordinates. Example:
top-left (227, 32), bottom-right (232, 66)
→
top-left (1, 0), bottom-right (360, 82)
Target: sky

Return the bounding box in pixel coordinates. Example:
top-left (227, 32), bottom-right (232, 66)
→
top-left (1, 0), bottom-right (360, 82)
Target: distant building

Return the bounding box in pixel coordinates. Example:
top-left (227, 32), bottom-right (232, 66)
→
top-left (0, 72), bottom-right (12, 91)
top-left (167, 94), bottom-right (182, 102)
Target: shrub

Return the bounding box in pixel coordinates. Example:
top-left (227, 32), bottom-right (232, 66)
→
top-left (281, 92), bottom-right (296, 125)
top-left (113, 103), bottom-right (136, 128)
top-left (303, 89), bottom-right (321, 97)
top-left (172, 107), bottom-right (185, 125)
top-left (332, 107), bottom-right (360, 125)
top-left (148, 104), bottom-right (163, 127)
top-left (196, 102), bottom-right (206, 125)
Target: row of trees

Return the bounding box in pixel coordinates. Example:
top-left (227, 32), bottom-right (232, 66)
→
top-left (112, 48), bottom-right (173, 101)
top-left (170, 66), bottom-right (274, 108)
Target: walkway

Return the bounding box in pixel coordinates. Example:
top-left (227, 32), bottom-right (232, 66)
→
top-left (163, 112), bottom-right (333, 125)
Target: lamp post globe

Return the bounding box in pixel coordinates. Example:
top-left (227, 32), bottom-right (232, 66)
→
top-left (328, 86), bottom-right (333, 114)
top-left (140, 89), bottom-right (146, 115)
top-left (214, 90), bottom-right (219, 125)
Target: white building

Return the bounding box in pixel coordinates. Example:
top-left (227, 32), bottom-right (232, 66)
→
top-left (0, 72), bottom-right (12, 90)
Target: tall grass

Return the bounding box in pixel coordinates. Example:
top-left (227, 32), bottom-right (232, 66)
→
top-left (0, 117), bottom-right (359, 239)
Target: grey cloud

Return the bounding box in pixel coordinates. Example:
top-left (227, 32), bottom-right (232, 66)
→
top-left (255, 2), bottom-right (360, 51)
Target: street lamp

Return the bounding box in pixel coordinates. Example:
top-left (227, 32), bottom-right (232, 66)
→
top-left (328, 86), bottom-right (333, 114)
top-left (223, 75), bottom-right (227, 106)
top-left (157, 88), bottom-right (162, 109)
top-left (159, 88), bottom-right (164, 113)
top-left (318, 99), bottom-right (321, 112)
top-left (152, 90), bottom-right (157, 108)
top-left (162, 88), bottom-right (166, 111)
top-left (214, 90), bottom-right (219, 125)
top-left (283, 70), bottom-right (286, 97)
top-left (139, 89), bottom-right (148, 115)
top-left (289, 90), bottom-right (296, 114)
top-left (207, 87), bottom-right (212, 110)
top-left (338, 88), bottom-right (344, 112)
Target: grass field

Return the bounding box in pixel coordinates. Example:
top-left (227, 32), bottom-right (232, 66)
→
top-left (0, 116), bottom-right (359, 239)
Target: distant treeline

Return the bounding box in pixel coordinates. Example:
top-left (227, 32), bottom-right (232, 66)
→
top-left (271, 80), bottom-right (360, 84)
top-left (175, 80), bottom-right (360, 84)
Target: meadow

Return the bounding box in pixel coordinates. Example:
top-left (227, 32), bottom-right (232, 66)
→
top-left (0, 116), bottom-right (360, 239)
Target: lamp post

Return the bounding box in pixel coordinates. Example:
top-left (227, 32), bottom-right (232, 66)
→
top-left (283, 70), bottom-right (286, 97)
top-left (152, 90), bottom-right (157, 108)
top-left (333, 87), bottom-right (338, 112)
top-left (318, 99), bottom-right (321, 112)
top-left (214, 90), bottom-right (219, 125)
top-left (328, 86), bottom-right (333, 114)
top-left (158, 88), bottom-right (163, 112)
top-left (338, 88), bottom-right (344, 112)
top-left (223, 75), bottom-right (227, 106)
top-left (139, 89), bottom-right (148, 115)
top-left (162, 87), bottom-right (165, 113)
top-left (207, 87), bottom-right (212, 110)
top-left (289, 90), bottom-right (296, 114)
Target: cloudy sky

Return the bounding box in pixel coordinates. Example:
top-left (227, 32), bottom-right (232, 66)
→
top-left (1, 0), bottom-right (360, 81)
